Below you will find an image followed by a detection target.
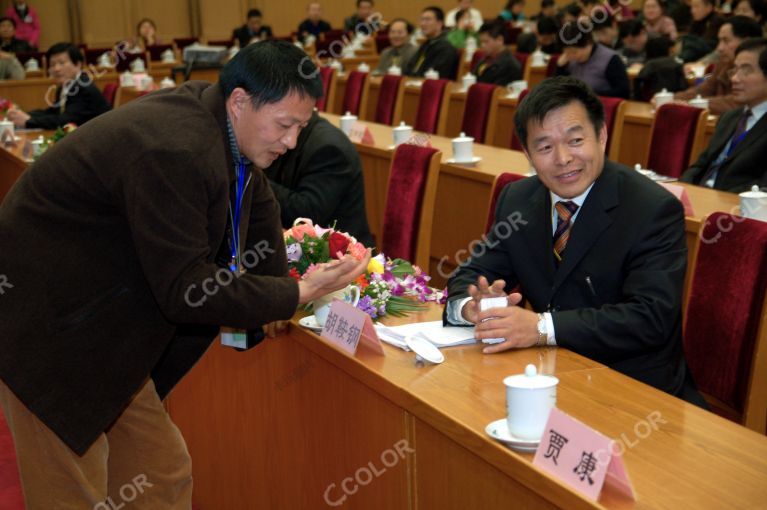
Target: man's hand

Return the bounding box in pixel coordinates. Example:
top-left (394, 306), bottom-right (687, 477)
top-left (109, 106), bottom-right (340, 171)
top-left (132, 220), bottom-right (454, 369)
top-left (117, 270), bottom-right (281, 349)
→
top-left (461, 275), bottom-right (507, 324)
top-left (7, 108), bottom-right (30, 128)
top-left (297, 249), bottom-right (371, 304)
top-left (263, 320), bottom-right (289, 338)
top-left (474, 294), bottom-right (539, 354)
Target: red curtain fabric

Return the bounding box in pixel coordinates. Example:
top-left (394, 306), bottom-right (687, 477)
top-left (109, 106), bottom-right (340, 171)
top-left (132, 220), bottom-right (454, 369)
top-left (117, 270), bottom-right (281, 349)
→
top-left (381, 144), bottom-right (439, 261)
top-left (647, 103), bottom-right (701, 178)
top-left (342, 71), bottom-right (368, 116)
top-left (461, 83), bottom-right (497, 143)
top-left (316, 67), bottom-right (334, 112)
top-left (485, 172), bottom-right (526, 232)
top-left (599, 96), bottom-right (624, 156)
top-left (375, 35), bottom-right (391, 54)
top-left (0, 411), bottom-right (23, 510)
top-left (684, 212), bottom-right (767, 412)
top-left (510, 88), bottom-right (529, 151)
top-left (414, 79), bottom-right (449, 134)
top-left (374, 74), bottom-right (403, 125)
top-left (545, 54), bottom-right (560, 77)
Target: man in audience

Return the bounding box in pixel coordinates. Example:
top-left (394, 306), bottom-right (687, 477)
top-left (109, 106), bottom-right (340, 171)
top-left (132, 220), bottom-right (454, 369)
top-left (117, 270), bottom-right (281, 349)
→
top-left (473, 20), bottom-right (522, 85)
top-left (0, 50), bottom-right (24, 79)
top-left (619, 19), bottom-right (648, 65)
top-left (530, 0), bottom-right (557, 21)
top-left (374, 18), bottom-right (416, 74)
top-left (537, 16), bottom-right (562, 54)
top-left (265, 110), bottom-right (375, 247)
top-left (0, 40), bottom-right (369, 509)
top-left (445, 0), bottom-right (484, 30)
top-left (682, 38), bottom-right (767, 192)
top-left (674, 16), bottom-right (763, 114)
top-left (232, 8), bottom-right (273, 48)
top-left (4, 0), bottom-right (38, 49)
top-left (445, 76), bottom-right (704, 405)
top-left (404, 6), bottom-right (459, 79)
top-left (556, 21), bottom-right (630, 98)
top-left (7, 43), bottom-right (110, 129)
top-left (0, 16), bottom-right (32, 53)
top-left (298, 2), bottom-right (331, 43)
top-left (593, 15), bottom-right (622, 50)
top-left (344, 0), bottom-right (375, 33)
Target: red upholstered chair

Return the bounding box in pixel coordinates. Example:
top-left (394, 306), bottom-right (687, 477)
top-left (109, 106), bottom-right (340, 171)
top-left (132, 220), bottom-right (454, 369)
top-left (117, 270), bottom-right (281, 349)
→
top-left (545, 54), bottom-right (560, 77)
top-left (505, 23), bottom-right (523, 44)
top-left (646, 103), bottom-right (708, 177)
top-left (115, 51), bottom-right (149, 72)
top-left (684, 213), bottom-right (767, 433)
top-left (381, 145), bottom-right (442, 269)
top-left (341, 71), bottom-right (370, 117)
top-left (374, 74), bottom-right (404, 125)
top-left (102, 83), bottom-right (119, 106)
top-left (485, 172), bottom-right (526, 233)
top-left (469, 50), bottom-right (486, 74)
top-left (173, 37), bottom-right (199, 51)
top-left (84, 47), bottom-right (114, 67)
top-left (375, 34), bottom-right (391, 54)
top-left (0, 410), bottom-right (23, 510)
top-left (599, 96), bottom-right (626, 157)
top-left (414, 78), bottom-right (451, 135)
top-left (461, 83), bottom-right (502, 144)
top-left (146, 44), bottom-right (174, 61)
top-left (510, 88), bottom-right (529, 151)
top-left (316, 66), bottom-right (337, 112)
top-left (514, 51), bottom-right (531, 81)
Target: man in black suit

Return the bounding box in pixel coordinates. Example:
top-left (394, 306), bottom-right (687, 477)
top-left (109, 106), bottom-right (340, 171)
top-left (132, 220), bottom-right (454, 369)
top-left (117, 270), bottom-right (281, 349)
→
top-left (473, 20), bottom-right (522, 85)
top-left (404, 6), bottom-right (459, 80)
top-left (681, 38), bottom-right (767, 193)
top-left (232, 9), bottom-right (273, 48)
top-left (445, 76), bottom-right (703, 405)
top-left (264, 111), bottom-right (375, 247)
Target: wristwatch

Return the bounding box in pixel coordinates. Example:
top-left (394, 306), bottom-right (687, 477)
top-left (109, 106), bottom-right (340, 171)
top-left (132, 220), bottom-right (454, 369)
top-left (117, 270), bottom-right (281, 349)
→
top-left (536, 313), bottom-right (548, 346)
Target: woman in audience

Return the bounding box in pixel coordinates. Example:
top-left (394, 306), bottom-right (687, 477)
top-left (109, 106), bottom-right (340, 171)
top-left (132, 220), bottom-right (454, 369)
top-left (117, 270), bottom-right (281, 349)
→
top-left (4, 0), bottom-right (38, 49)
top-left (133, 18), bottom-right (160, 51)
top-left (0, 17), bottom-right (32, 53)
top-left (643, 0), bottom-right (678, 40)
top-left (499, 0), bottom-right (526, 22)
top-left (447, 9), bottom-right (479, 49)
top-left (733, 0), bottom-right (767, 26)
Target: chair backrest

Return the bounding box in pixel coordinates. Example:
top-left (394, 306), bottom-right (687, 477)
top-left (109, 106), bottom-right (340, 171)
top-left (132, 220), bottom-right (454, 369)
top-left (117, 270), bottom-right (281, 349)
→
top-left (509, 88), bottom-right (529, 151)
top-left (381, 145), bottom-right (442, 269)
top-left (375, 34), bottom-right (391, 54)
top-left (485, 172), bottom-right (526, 233)
top-left (173, 37), bottom-right (199, 51)
top-left (461, 83), bottom-right (501, 144)
top-left (470, 50), bottom-right (486, 73)
top-left (341, 71), bottom-right (370, 117)
top-left (599, 96), bottom-right (625, 157)
top-left (374, 74), bottom-right (404, 125)
top-left (316, 66), bottom-right (336, 112)
top-left (684, 212), bottom-right (767, 433)
top-left (146, 44), bottom-right (174, 61)
top-left (206, 38), bottom-right (235, 48)
top-left (505, 23), bottom-right (523, 44)
top-left (14, 50), bottom-right (45, 68)
top-left (545, 54), bottom-right (560, 77)
top-left (84, 47), bottom-right (113, 67)
top-left (115, 51), bottom-right (149, 73)
top-left (514, 51), bottom-right (532, 82)
top-left (646, 103), bottom-right (707, 177)
top-left (102, 82), bottom-right (119, 106)
top-left (414, 78), bottom-right (450, 135)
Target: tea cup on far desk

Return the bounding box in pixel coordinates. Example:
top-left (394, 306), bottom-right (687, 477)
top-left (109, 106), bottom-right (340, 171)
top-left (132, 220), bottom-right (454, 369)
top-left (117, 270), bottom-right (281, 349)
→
top-left (452, 132), bottom-right (475, 163)
top-left (339, 111), bottom-right (357, 136)
top-left (392, 121), bottom-right (413, 146)
top-left (504, 364), bottom-right (558, 441)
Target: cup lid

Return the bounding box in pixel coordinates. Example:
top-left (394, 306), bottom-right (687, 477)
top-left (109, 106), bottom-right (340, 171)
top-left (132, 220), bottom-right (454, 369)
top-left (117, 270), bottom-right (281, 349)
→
top-left (740, 185), bottom-right (767, 198)
top-left (393, 121), bottom-right (411, 131)
top-left (656, 88), bottom-right (672, 96)
top-left (341, 111), bottom-right (357, 119)
top-left (503, 364), bottom-right (559, 389)
top-left (453, 132), bottom-right (474, 142)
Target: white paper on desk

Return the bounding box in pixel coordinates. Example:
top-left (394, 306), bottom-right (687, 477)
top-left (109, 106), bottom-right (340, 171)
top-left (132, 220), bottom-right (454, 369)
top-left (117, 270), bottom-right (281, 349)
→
top-left (375, 321), bottom-right (476, 350)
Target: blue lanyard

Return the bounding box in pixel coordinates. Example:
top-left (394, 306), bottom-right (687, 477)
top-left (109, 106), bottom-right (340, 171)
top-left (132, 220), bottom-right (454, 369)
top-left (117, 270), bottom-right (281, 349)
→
top-left (229, 158), bottom-right (246, 272)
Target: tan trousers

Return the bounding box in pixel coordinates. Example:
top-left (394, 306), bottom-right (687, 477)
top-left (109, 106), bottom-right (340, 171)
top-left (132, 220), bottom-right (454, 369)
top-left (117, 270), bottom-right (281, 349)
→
top-left (0, 378), bottom-right (193, 509)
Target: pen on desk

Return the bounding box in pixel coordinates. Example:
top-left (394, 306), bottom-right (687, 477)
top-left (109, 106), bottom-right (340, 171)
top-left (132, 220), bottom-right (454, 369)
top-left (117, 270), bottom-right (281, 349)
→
top-left (585, 276), bottom-right (597, 297)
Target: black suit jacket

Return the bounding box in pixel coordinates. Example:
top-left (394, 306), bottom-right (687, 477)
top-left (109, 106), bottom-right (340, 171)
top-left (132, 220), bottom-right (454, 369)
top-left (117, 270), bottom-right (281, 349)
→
top-left (681, 106), bottom-right (767, 193)
top-left (264, 111), bottom-right (374, 248)
top-left (232, 24), bottom-right (273, 47)
top-left (404, 32), bottom-right (459, 80)
top-left (26, 72), bottom-right (111, 129)
top-left (446, 162), bottom-right (700, 401)
top-left (473, 49), bottom-right (522, 86)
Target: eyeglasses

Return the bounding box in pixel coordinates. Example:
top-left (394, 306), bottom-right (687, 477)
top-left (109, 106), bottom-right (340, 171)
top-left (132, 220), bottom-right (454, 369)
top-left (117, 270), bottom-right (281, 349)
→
top-left (727, 64), bottom-right (759, 79)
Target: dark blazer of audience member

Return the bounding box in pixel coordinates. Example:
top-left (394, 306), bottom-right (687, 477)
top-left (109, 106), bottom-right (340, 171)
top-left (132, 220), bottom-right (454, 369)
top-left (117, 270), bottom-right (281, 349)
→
top-left (537, 16), bottom-right (562, 54)
top-left (344, 0), bottom-right (375, 33)
top-left (374, 18), bottom-right (417, 74)
top-left (0, 16), bottom-right (31, 53)
top-left (618, 19), bottom-right (647, 65)
top-left (555, 22), bottom-right (630, 98)
top-left (593, 15), bottom-right (622, 50)
top-left (529, 0), bottom-right (557, 21)
top-left (682, 38), bottom-right (767, 192)
top-left (264, 111), bottom-right (375, 247)
top-left (444, 76), bottom-right (703, 405)
top-left (232, 9), bottom-right (273, 48)
top-left (689, 0), bottom-right (724, 48)
top-left (298, 2), bottom-right (332, 42)
top-left (7, 43), bottom-right (110, 130)
top-left (473, 21), bottom-right (522, 85)
top-left (404, 6), bottom-right (459, 79)
top-left (634, 36), bottom-right (688, 99)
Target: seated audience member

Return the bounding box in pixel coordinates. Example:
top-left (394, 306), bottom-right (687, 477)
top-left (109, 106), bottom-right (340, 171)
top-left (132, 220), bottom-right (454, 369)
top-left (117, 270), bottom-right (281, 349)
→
top-left (374, 18), bottom-right (416, 74)
top-left (133, 18), bottom-right (160, 51)
top-left (537, 16), bottom-right (563, 54)
top-left (675, 16), bottom-right (763, 114)
top-left (643, 0), bottom-right (678, 40)
top-left (6, 43), bottom-right (110, 129)
top-left (619, 19), bottom-right (648, 64)
top-left (670, 0), bottom-right (693, 35)
top-left (444, 76), bottom-right (705, 406)
top-left (0, 50), bottom-right (23, 79)
top-left (499, 0), bottom-right (527, 22)
top-left (516, 32), bottom-right (539, 53)
top-left (5, 0), bottom-right (38, 48)
top-left (607, 0), bottom-right (636, 20)
top-left (446, 0), bottom-right (484, 29)
top-left (265, 111), bottom-right (374, 247)
top-left (593, 15), bottom-right (622, 50)
top-left (682, 38), bottom-right (767, 192)
top-left (530, 0), bottom-right (557, 21)
top-left (404, 6), bottom-right (459, 79)
top-left (447, 8), bottom-right (479, 49)
top-left (344, 0), bottom-right (375, 33)
top-left (0, 17), bottom-right (31, 53)
top-left (689, 0), bottom-right (724, 47)
top-left (556, 21), bottom-right (630, 98)
top-left (733, 0), bottom-right (767, 24)
top-left (298, 2), bottom-right (331, 42)
top-left (232, 9), bottom-right (273, 48)
top-left (635, 36), bottom-right (687, 98)
top-left (561, 2), bottom-right (583, 24)
top-left (473, 20), bottom-right (523, 84)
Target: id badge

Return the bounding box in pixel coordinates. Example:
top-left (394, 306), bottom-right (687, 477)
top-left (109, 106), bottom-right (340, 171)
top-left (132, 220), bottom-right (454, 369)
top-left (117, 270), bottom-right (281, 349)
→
top-left (221, 326), bottom-right (248, 349)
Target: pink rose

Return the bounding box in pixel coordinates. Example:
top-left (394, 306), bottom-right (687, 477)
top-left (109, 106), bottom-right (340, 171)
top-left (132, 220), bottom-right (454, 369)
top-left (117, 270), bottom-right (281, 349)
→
top-left (291, 224), bottom-right (317, 241)
top-left (349, 242), bottom-right (367, 260)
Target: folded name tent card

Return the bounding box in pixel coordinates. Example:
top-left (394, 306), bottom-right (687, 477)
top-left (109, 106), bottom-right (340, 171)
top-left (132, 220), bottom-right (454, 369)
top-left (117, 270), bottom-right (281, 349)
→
top-left (533, 408), bottom-right (635, 502)
top-left (659, 182), bottom-right (695, 217)
top-left (321, 299), bottom-right (384, 356)
top-left (348, 122), bottom-right (375, 145)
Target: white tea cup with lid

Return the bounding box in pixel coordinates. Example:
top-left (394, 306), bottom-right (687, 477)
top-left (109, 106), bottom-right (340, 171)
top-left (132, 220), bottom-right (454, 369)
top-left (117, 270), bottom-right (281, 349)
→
top-left (740, 185), bottom-right (767, 222)
top-left (654, 88), bottom-right (674, 107)
top-left (424, 68), bottom-right (439, 80)
top-left (462, 72), bottom-right (477, 91)
top-left (504, 364), bottom-right (558, 440)
top-left (356, 62), bottom-right (370, 73)
top-left (339, 111), bottom-right (357, 136)
top-left (392, 121), bottom-right (413, 146)
top-left (387, 64), bottom-right (402, 76)
top-left (24, 57), bottom-right (39, 71)
top-left (452, 132), bottom-right (474, 163)
top-left (689, 94), bottom-right (709, 109)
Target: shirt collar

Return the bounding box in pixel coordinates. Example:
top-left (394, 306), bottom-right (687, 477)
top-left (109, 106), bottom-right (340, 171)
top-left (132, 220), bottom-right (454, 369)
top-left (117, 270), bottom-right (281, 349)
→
top-left (748, 100), bottom-right (767, 122)
top-left (225, 117), bottom-right (251, 166)
top-left (550, 182), bottom-right (595, 209)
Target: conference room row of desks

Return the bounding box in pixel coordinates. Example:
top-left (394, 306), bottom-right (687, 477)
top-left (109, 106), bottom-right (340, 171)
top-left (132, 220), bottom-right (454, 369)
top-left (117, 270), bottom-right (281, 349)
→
top-left (328, 74), bottom-right (717, 170)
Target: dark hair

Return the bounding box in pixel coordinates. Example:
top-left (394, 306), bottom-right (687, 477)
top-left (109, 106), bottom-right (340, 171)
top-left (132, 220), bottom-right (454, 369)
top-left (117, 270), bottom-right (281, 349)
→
top-left (643, 0), bottom-right (668, 13)
top-left (455, 8), bottom-right (470, 23)
top-left (517, 32), bottom-right (538, 52)
top-left (592, 13), bottom-right (615, 32)
top-left (564, 2), bottom-right (582, 17)
top-left (537, 16), bottom-right (559, 35)
top-left (645, 35), bottom-right (673, 59)
top-left (389, 17), bottom-right (414, 34)
top-left (514, 76), bottom-right (605, 151)
top-left (46, 42), bottom-right (84, 65)
top-left (136, 17), bottom-right (156, 34)
top-left (542, 0), bottom-right (556, 8)
top-left (479, 19), bottom-right (508, 39)
top-left (699, 0), bottom-right (715, 6)
top-left (423, 6), bottom-right (445, 23)
top-left (247, 9), bottom-right (262, 18)
top-left (357, 0), bottom-right (374, 6)
top-left (0, 16), bottom-right (16, 28)
top-left (734, 0), bottom-right (767, 21)
top-left (505, 0), bottom-right (525, 9)
top-left (735, 37), bottom-right (767, 74)
top-left (619, 18), bottom-right (645, 39)
top-left (219, 40), bottom-right (323, 108)
top-left (724, 15), bottom-right (763, 40)
top-left (560, 21), bottom-right (594, 47)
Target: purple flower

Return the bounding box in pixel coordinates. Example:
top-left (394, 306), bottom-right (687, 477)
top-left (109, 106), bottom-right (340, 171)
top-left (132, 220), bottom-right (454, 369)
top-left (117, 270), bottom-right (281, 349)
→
top-left (357, 295), bottom-right (379, 319)
top-left (286, 243), bottom-right (302, 262)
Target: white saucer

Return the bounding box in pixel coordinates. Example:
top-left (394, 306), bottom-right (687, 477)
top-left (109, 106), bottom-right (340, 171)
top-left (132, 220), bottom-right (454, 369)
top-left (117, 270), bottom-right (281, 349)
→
top-left (485, 418), bottom-right (540, 452)
top-left (405, 335), bottom-right (444, 364)
top-left (446, 156), bottom-right (482, 166)
top-left (298, 315), bottom-right (323, 332)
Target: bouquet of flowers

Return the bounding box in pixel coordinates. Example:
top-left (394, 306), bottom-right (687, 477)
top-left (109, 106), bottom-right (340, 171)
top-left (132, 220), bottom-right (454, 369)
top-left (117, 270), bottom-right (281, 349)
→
top-left (0, 98), bottom-right (16, 118)
top-left (48, 123), bottom-right (78, 143)
top-left (284, 219), bottom-right (447, 319)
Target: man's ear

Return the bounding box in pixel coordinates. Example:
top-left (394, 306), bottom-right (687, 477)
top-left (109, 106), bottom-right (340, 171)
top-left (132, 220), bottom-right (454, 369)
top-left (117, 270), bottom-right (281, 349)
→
top-left (226, 88), bottom-right (249, 121)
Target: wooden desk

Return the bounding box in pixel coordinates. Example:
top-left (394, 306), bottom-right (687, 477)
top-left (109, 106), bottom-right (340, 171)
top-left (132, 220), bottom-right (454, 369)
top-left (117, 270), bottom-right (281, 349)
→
top-left (0, 73), bottom-right (119, 111)
top-left (0, 130), bottom-right (52, 202)
top-left (167, 305), bottom-right (767, 509)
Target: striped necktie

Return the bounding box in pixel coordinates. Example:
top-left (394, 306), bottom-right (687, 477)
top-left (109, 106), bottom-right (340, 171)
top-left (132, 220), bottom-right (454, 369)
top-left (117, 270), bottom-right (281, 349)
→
top-left (553, 200), bottom-right (579, 262)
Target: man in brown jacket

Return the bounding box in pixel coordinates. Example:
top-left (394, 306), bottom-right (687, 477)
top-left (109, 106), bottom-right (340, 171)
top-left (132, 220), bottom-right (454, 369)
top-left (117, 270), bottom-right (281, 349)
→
top-left (0, 40), bottom-right (368, 509)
